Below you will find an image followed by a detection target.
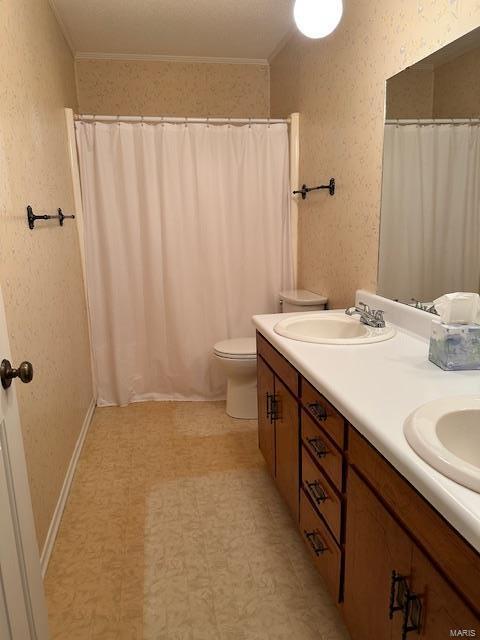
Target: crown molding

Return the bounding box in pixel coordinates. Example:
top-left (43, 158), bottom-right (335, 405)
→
top-left (75, 52), bottom-right (269, 65)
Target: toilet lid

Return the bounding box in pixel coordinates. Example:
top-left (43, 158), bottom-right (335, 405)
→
top-left (214, 337), bottom-right (257, 359)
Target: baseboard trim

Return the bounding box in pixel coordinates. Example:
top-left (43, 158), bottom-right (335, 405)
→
top-left (40, 397), bottom-right (96, 577)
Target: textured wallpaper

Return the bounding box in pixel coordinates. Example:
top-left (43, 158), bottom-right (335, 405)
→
top-left (76, 59), bottom-right (270, 117)
top-left (434, 45), bottom-right (480, 117)
top-left (0, 0), bottom-right (93, 548)
top-left (271, 0), bottom-right (480, 308)
top-left (386, 68), bottom-right (434, 119)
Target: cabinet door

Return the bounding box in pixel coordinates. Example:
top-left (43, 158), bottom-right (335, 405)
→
top-left (257, 356), bottom-right (275, 476)
top-left (343, 469), bottom-right (412, 640)
top-left (410, 545), bottom-right (479, 639)
top-left (274, 377), bottom-right (299, 520)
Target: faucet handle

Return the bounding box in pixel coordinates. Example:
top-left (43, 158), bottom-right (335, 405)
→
top-left (358, 301), bottom-right (371, 313)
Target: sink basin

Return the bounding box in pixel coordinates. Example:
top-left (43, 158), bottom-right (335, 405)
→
top-left (273, 313), bottom-right (396, 345)
top-left (404, 396), bottom-right (480, 493)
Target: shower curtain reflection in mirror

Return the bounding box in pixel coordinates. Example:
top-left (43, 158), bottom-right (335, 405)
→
top-left (378, 122), bottom-right (480, 303)
top-left (75, 121), bottom-right (293, 406)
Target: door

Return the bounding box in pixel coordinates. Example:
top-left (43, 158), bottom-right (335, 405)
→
top-left (274, 378), bottom-right (299, 520)
top-left (257, 355), bottom-right (275, 476)
top-left (343, 469), bottom-right (412, 640)
top-left (0, 285), bottom-right (49, 639)
top-left (409, 544), bottom-right (479, 638)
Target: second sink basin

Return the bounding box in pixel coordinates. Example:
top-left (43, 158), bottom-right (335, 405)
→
top-left (404, 396), bottom-right (480, 493)
top-left (274, 313), bottom-right (396, 345)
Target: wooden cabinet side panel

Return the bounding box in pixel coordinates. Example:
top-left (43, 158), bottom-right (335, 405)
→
top-left (257, 355), bottom-right (275, 476)
top-left (343, 469), bottom-right (412, 640)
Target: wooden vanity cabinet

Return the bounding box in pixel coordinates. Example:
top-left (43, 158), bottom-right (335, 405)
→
top-left (274, 377), bottom-right (299, 520)
top-left (346, 428), bottom-right (480, 639)
top-left (256, 332), bottom-right (300, 520)
top-left (343, 468), bottom-right (412, 640)
top-left (255, 332), bottom-right (480, 639)
top-left (256, 354), bottom-right (275, 477)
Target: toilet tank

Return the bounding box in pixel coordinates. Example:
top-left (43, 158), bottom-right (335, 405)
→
top-left (279, 289), bottom-right (328, 313)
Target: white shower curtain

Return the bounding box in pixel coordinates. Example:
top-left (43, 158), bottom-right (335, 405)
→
top-left (379, 123), bottom-right (480, 302)
top-left (76, 121), bottom-right (293, 406)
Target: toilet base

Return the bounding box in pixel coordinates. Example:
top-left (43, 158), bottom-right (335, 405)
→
top-left (226, 374), bottom-right (258, 420)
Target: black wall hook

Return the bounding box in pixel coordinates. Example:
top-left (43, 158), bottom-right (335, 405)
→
top-left (27, 205), bottom-right (75, 230)
top-left (293, 178), bottom-right (335, 199)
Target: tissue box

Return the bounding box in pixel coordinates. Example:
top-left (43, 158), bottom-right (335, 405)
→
top-left (429, 319), bottom-right (480, 371)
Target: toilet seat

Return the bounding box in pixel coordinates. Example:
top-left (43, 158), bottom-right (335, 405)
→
top-left (214, 337), bottom-right (256, 360)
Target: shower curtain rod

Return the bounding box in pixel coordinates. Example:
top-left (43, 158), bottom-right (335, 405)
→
top-left (385, 118), bottom-right (480, 125)
top-left (75, 114), bottom-right (291, 125)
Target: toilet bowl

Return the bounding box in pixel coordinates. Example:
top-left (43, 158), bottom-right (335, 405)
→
top-left (213, 290), bottom-right (328, 420)
top-left (214, 338), bottom-right (258, 420)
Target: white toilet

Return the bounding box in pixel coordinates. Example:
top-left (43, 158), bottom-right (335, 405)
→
top-left (214, 290), bottom-right (328, 420)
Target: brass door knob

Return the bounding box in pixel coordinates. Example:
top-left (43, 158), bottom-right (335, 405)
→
top-left (1, 359), bottom-right (34, 389)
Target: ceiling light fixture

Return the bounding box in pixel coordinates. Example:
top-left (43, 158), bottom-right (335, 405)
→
top-left (293, 0), bottom-right (343, 39)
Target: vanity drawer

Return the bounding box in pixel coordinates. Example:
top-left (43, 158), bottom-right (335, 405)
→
top-left (302, 445), bottom-right (342, 542)
top-left (256, 332), bottom-right (299, 395)
top-left (301, 378), bottom-right (345, 450)
top-left (302, 409), bottom-right (344, 492)
top-left (300, 489), bottom-right (342, 602)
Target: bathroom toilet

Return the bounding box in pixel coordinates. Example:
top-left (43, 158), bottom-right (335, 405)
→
top-left (279, 289), bottom-right (328, 313)
top-left (214, 337), bottom-right (258, 419)
top-left (214, 290), bottom-right (328, 420)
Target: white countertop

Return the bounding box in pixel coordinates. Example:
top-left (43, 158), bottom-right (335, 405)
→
top-left (252, 291), bottom-right (480, 553)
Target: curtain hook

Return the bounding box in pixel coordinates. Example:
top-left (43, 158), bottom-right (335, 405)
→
top-left (161, 116), bottom-right (165, 127)
top-left (228, 117), bottom-right (231, 128)
top-left (116, 114), bottom-right (121, 127)
top-left (206, 117), bottom-right (210, 128)
top-left (268, 118), bottom-right (271, 128)
top-left (185, 117), bottom-right (188, 128)
top-left (140, 115), bottom-right (144, 127)
top-left (249, 118), bottom-right (252, 129)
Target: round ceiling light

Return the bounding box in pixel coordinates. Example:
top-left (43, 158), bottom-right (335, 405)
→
top-left (293, 0), bottom-right (343, 39)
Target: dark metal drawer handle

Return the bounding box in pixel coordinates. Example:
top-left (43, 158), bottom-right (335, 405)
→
top-left (389, 571), bottom-right (405, 619)
top-left (307, 437), bottom-right (329, 458)
top-left (389, 571), bottom-right (422, 639)
top-left (403, 593), bottom-right (422, 640)
top-left (266, 392), bottom-right (280, 423)
top-left (306, 480), bottom-right (328, 503)
top-left (307, 401), bottom-right (327, 422)
top-left (304, 530), bottom-right (328, 556)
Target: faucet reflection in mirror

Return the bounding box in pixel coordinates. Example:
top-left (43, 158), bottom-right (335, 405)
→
top-left (377, 26), bottom-right (480, 309)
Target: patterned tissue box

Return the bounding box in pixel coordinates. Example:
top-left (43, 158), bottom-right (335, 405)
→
top-left (429, 319), bottom-right (480, 371)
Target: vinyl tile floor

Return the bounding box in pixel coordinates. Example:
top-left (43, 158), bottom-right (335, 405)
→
top-left (45, 401), bottom-right (350, 640)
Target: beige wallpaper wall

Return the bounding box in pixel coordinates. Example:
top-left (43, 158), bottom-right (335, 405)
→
top-left (434, 45), bottom-right (480, 117)
top-left (0, 0), bottom-right (93, 548)
top-left (76, 59), bottom-right (270, 117)
top-left (271, 1), bottom-right (480, 308)
top-left (386, 68), bottom-right (434, 119)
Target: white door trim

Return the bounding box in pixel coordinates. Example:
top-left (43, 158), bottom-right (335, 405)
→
top-left (0, 283), bottom-right (49, 639)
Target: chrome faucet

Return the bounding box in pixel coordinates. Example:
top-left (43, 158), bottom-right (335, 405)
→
top-left (345, 301), bottom-right (386, 328)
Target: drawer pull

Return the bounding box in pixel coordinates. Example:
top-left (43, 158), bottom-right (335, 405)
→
top-left (304, 529), bottom-right (328, 556)
top-left (307, 401), bottom-right (327, 422)
top-left (389, 571), bottom-right (422, 639)
top-left (389, 571), bottom-right (406, 619)
top-left (266, 393), bottom-right (278, 423)
top-left (307, 437), bottom-right (329, 458)
top-left (306, 480), bottom-right (328, 503)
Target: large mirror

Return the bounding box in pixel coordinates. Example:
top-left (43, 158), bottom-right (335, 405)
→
top-left (378, 27), bottom-right (480, 311)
